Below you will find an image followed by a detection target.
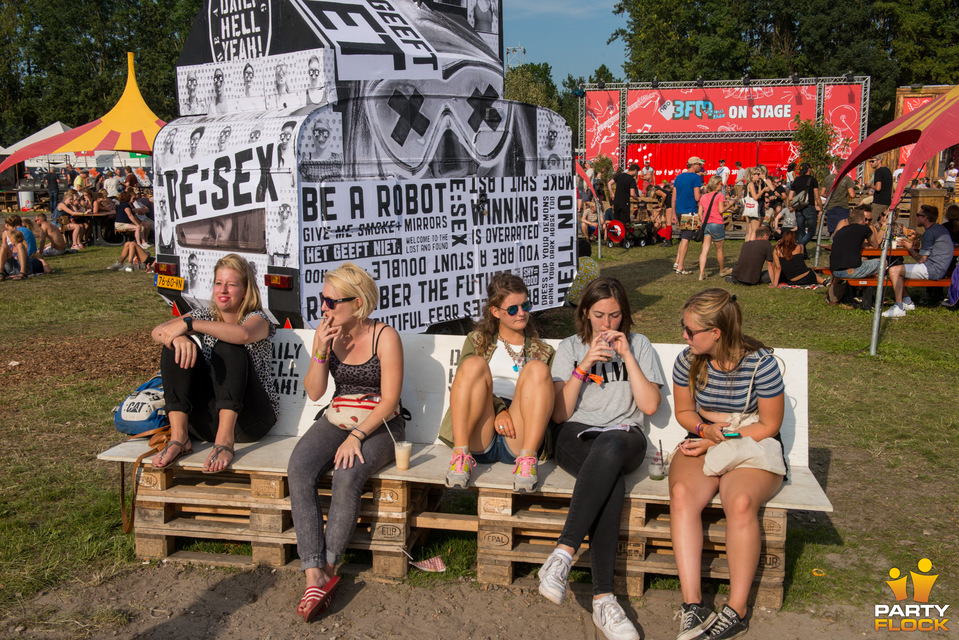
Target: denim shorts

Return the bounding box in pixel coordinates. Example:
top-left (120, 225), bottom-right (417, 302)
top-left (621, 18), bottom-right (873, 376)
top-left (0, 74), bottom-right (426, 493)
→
top-left (473, 433), bottom-right (518, 464)
top-left (704, 222), bottom-right (725, 241)
top-left (835, 258), bottom-right (880, 279)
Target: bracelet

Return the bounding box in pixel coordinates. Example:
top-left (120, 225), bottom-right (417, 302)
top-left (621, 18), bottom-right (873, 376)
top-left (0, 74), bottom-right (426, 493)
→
top-left (695, 422), bottom-right (708, 437)
top-left (572, 366), bottom-right (604, 385)
top-left (312, 349), bottom-right (327, 364)
top-left (349, 431), bottom-right (365, 443)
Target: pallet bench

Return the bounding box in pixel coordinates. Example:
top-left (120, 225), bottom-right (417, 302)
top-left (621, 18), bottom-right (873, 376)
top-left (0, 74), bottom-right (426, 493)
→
top-left (98, 331), bottom-right (831, 608)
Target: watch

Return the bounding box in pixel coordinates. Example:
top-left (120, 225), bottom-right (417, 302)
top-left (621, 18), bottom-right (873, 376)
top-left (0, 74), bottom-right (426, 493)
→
top-left (183, 316), bottom-right (194, 333)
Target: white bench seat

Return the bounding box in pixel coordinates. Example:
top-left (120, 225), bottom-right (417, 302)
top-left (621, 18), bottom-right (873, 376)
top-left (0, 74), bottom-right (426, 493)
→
top-left (98, 330), bottom-right (830, 607)
top-left (100, 438), bottom-right (830, 512)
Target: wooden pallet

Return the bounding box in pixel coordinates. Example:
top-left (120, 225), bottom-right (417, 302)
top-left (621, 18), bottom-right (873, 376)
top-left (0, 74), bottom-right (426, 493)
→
top-left (133, 465), bottom-right (433, 577)
top-left (472, 489), bottom-right (787, 606)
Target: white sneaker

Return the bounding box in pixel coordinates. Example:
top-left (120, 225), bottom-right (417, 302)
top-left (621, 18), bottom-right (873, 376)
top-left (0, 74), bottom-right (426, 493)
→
top-left (107, 261), bottom-right (123, 271)
top-left (592, 595), bottom-right (639, 640)
top-left (882, 305), bottom-right (906, 318)
top-left (140, 242), bottom-right (151, 250)
top-left (123, 263), bottom-right (134, 272)
top-left (902, 299), bottom-right (916, 311)
top-left (537, 551), bottom-right (571, 605)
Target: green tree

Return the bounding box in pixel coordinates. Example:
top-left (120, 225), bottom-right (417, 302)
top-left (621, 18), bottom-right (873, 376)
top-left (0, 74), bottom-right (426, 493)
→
top-left (557, 74), bottom-right (585, 149)
top-left (609, 0), bottom-right (959, 130)
top-left (0, 0), bottom-right (200, 147)
top-left (792, 116), bottom-right (848, 184)
top-left (592, 154), bottom-right (615, 202)
top-left (504, 62), bottom-right (559, 111)
top-left (590, 65), bottom-right (619, 85)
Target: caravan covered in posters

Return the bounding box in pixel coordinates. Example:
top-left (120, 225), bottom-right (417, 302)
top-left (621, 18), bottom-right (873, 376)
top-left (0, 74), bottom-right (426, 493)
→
top-left (154, 0), bottom-right (574, 331)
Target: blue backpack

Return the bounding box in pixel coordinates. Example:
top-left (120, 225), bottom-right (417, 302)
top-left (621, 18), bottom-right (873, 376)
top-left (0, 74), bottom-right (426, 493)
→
top-left (114, 375), bottom-right (168, 435)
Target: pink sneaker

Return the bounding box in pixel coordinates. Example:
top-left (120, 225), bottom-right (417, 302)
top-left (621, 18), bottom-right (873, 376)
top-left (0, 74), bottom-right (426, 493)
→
top-left (445, 450), bottom-right (476, 488)
top-left (513, 455), bottom-right (538, 493)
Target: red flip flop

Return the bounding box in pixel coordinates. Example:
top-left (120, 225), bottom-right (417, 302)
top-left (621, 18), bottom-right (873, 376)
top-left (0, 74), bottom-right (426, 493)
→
top-left (300, 576), bottom-right (340, 622)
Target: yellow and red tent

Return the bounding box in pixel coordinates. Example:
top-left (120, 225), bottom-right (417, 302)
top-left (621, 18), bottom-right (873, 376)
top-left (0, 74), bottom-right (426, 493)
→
top-left (0, 52), bottom-right (164, 173)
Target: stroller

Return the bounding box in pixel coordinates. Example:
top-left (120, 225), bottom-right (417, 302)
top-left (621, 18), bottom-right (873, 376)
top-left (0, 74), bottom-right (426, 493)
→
top-left (606, 218), bottom-right (656, 249)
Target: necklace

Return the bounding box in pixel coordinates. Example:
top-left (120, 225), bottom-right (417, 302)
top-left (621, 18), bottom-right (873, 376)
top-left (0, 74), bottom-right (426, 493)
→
top-left (498, 334), bottom-right (525, 372)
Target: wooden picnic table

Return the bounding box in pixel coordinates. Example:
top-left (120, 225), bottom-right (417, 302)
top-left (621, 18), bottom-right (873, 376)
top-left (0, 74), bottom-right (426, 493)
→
top-left (861, 247), bottom-right (959, 258)
top-left (72, 212), bottom-right (123, 246)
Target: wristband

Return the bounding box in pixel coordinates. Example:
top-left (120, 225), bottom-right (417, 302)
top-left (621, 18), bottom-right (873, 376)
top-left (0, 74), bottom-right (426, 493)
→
top-left (312, 349), bottom-right (327, 364)
top-left (572, 366), bottom-right (604, 385)
top-left (349, 431), bottom-right (365, 443)
top-left (695, 422), bottom-right (708, 437)
top-left (182, 316), bottom-right (193, 333)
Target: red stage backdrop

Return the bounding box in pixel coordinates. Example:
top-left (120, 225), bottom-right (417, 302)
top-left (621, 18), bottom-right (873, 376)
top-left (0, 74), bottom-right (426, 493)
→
top-left (898, 96), bottom-right (934, 172)
top-left (625, 86), bottom-right (818, 134)
top-left (585, 90), bottom-right (621, 161)
top-left (822, 84), bottom-right (863, 159)
top-left (626, 141), bottom-right (793, 184)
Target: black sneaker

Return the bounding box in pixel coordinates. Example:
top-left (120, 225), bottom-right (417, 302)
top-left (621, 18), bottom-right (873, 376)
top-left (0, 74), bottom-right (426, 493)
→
top-left (677, 602), bottom-right (717, 640)
top-left (703, 604), bottom-right (748, 639)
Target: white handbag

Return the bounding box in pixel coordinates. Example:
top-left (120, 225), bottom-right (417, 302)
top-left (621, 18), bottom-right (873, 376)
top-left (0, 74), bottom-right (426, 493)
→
top-left (701, 354), bottom-right (787, 477)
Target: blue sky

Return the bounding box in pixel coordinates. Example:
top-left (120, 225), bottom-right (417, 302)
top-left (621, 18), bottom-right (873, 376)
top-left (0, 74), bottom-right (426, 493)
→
top-left (502, 0), bottom-right (628, 87)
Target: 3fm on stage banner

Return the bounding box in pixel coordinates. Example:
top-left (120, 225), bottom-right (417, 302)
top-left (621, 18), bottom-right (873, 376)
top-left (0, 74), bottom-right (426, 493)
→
top-left (822, 84), bottom-right (863, 159)
top-left (898, 96), bottom-right (934, 172)
top-left (585, 91), bottom-right (621, 162)
top-left (625, 86), bottom-right (819, 134)
top-left (296, 175), bottom-right (576, 331)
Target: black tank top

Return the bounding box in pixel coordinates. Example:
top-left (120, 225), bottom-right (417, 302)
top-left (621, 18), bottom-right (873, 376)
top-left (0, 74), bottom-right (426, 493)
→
top-left (329, 322), bottom-right (386, 397)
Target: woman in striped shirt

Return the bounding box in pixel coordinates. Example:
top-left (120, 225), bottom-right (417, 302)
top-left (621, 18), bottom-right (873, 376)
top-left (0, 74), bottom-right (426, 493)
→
top-left (669, 289), bottom-right (785, 640)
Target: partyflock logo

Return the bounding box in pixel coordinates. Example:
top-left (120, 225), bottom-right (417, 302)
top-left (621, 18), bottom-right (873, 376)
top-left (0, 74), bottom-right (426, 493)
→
top-left (874, 558), bottom-right (949, 631)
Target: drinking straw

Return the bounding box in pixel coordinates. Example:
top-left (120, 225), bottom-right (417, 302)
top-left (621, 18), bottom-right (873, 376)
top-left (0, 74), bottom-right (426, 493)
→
top-left (381, 418), bottom-right (398, 445)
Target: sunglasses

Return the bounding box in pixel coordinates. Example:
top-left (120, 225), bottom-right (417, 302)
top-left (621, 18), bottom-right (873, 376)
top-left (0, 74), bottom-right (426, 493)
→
top-left (309, 68), bottom-right (321, 77)
top-left (680, 320), bottom-right (710, 337)
top-left (498, 301), bottom-right (532, 316)
top-left (320, 295), bottom-right (356, 309)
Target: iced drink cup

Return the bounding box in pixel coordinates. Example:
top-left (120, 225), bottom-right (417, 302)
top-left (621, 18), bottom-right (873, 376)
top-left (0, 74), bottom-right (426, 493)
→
top-left (395, 441), bottom-right (412, 471)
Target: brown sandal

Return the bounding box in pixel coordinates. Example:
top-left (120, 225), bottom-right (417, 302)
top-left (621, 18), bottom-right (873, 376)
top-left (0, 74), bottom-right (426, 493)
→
top-left (202, 444), bottom-right (235, 474)
top-left (151, 439), bottom-right (192, 469)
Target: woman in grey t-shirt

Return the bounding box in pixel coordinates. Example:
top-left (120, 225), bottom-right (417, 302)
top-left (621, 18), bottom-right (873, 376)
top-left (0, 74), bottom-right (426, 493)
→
top-left (537, 277), bottom-right (664, 640)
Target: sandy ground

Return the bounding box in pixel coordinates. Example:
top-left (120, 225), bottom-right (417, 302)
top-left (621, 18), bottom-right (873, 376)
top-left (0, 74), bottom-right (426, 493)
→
top-left (8, 561), bottom-right (887, 640)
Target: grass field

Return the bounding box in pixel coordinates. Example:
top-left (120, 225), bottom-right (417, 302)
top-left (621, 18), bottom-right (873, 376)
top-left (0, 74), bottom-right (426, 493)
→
top-left (0, 239), bottom-right (955, 619)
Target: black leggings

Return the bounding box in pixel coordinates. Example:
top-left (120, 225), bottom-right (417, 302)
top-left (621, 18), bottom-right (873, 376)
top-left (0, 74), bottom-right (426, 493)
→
top-left (554, 422), bottom-right (647, 595)
top-left (160, 340), bottom-right (275, 443)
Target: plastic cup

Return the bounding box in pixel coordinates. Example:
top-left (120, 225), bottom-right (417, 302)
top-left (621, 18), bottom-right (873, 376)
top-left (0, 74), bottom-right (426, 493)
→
top-left (394, 441), bottom-right (412, 471)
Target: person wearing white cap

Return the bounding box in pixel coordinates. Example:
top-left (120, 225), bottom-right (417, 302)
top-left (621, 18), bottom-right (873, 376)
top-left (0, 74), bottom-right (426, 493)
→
top-left (670, 156), bottom-right (704, 275)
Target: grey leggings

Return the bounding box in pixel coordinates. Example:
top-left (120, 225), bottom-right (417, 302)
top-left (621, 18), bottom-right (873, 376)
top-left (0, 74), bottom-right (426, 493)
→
top-left (287, 415), bottom-right (404, 570)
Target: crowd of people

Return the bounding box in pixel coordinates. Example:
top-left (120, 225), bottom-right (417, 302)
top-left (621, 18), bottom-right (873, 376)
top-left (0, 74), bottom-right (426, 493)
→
top-left (154, 254), bottom-right (784, 640)
top-left (7, 163), bottom-right (158, 275)
top-left (577, 154), bottom-right (959, 313)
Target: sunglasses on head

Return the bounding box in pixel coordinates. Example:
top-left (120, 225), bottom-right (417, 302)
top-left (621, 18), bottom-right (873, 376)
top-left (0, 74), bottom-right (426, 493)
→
top-left (320, 295), bottom-right (356, 309)
top-left (680, 320), bottom-right (710, 337)
top-left (498, 300), bottom-right (532, 316)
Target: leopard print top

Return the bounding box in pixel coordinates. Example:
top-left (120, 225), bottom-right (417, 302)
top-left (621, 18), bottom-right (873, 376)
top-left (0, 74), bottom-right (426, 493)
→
top-left (191, 308), bottom-right (278, 415)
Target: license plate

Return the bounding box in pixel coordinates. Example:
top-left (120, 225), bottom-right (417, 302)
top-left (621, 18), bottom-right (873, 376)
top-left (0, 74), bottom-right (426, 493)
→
top-left (156, 274), bottom-right (184, 291)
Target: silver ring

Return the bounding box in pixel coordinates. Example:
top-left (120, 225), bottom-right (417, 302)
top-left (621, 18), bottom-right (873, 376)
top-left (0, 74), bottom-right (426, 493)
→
top-left (497, 426), bottom-right (503, 430)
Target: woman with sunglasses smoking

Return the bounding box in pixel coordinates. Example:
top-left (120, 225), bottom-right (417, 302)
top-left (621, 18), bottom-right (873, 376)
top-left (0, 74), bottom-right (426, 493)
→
top-left (287, 262), bottom-right (405, 622)
top-left (438, 273), bottom-right (554, 492)
top-left (537, 276), bottom-right (663, 640)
